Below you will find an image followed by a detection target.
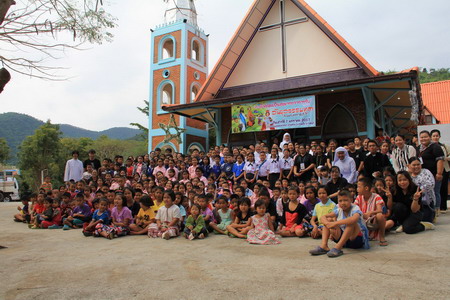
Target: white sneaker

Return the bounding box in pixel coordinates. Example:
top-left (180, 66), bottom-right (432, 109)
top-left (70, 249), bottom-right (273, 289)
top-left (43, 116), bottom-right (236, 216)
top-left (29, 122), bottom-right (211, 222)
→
top-left (420, 222), bottom-right (436, 230)
top-left (395, 225), bottom-right (403, 233)
top-left (188, 233), bottom-right (195, 240)
top-left (162, 231), bottom-right (171, 240)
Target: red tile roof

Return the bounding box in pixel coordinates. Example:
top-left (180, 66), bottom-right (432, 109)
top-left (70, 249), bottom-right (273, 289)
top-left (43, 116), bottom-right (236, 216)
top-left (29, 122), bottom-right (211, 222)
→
top-left (421, 80), bottom-right (450, 124)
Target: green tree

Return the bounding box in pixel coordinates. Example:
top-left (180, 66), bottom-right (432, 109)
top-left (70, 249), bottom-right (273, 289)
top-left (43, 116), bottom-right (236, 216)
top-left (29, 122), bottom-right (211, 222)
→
top-left (91, 135), bottom-right (127, 160)
top-left (18, 121), bottom-right (62, 191)
top-left (130, 100), bottom-right (149, 140)
top-left (0, 137), bottom-right (10, 163)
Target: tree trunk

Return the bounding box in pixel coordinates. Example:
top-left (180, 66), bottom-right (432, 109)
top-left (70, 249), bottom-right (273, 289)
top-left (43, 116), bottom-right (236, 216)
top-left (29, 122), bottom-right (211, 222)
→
top-left (0, 0), bottom-right (15, 26)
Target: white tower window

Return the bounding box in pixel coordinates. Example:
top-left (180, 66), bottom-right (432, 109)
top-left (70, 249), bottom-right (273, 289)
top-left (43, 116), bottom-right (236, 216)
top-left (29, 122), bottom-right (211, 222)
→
top-left (192, 40), bottom-right (200, 61)
top-left (191, 84), bottom-right (199, 102)
top-left (162, 84), bottom-right (173, 105)
top-left (162, 39), bottom-right (174, 60)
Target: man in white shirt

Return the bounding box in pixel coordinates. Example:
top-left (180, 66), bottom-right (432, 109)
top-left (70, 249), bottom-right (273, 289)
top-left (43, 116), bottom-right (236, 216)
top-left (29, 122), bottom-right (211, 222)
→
top-left (254, 143), bottom-right (262, 164)
top-left (64, 151), bottom-right (84, 183)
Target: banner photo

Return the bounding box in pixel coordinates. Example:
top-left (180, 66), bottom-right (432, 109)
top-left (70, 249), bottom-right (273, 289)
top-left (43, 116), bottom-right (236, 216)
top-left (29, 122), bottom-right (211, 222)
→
top-left (231, 95), bottom-right (316, 133)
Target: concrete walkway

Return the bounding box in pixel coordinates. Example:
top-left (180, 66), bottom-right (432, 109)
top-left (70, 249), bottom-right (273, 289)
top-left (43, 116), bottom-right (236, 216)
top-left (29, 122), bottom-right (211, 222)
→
top-left (0, 202), bottom-right (449, 300)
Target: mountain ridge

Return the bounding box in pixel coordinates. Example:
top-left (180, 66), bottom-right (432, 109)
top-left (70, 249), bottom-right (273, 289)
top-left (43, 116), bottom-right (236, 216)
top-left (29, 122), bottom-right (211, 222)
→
top-left (0, 112), bottom-right (142, 163)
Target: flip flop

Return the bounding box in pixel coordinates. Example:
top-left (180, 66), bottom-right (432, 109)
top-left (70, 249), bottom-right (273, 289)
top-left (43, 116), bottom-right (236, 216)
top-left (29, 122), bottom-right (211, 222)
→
top-left (327, 248), bottom-right (344, 258)
top-left (379, 240), bottom-right (388, 246)
top-left (309, 246), bottom-right (328, 256)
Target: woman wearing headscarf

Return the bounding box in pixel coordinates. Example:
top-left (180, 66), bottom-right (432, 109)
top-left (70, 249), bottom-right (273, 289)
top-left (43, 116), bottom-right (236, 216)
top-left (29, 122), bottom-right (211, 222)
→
top-left (279, 133), bottom-right (291, 150)
top-left (332, 147), bottom-right (357, 184)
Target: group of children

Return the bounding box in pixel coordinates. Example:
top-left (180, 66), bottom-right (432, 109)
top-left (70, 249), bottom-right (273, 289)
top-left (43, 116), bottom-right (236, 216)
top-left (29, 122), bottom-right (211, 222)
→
top-left (12, 137), bottom-right (441, 258)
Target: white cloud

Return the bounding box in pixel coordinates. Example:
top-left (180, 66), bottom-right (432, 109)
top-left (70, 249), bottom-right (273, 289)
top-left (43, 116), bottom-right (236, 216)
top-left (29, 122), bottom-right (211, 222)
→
top-left (0, 0), bottom-right (448, 131)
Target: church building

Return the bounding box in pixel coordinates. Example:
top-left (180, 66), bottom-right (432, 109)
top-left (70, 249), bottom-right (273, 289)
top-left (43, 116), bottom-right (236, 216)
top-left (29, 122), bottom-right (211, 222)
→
top-left (152, 0), bottom-right (423, 151)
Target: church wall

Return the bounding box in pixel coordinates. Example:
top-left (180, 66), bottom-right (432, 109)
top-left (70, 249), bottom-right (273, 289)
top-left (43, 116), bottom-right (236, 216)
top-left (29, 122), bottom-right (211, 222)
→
top-left (152, 136), bottom-right (179, 151)
top-left (221, 107), bottom-right (232, 144)
top-left (151, 65), bottom-right (181, 129)
top-left (186, 135), bottom-right (206, 151)
top-left (309, 90), bottom-right (366, 137)
top-left (186, 65), bottom-right (207, 131)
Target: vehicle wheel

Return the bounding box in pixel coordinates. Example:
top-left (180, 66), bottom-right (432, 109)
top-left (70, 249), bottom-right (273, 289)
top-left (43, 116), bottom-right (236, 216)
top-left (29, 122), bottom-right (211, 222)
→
top-left (4, 196), bottom-right (11, 202)
top-left (0, 193), bottom-right (4, 202)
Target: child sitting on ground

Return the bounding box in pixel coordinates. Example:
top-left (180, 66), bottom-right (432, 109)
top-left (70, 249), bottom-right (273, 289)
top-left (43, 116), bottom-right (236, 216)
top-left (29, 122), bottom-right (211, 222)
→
top-left (85, 198), bottom-right (110, 238)
top-left (129, 195), bottom-right (155, 235)
top-left (13, 196), bottom-right (30, 223)
top-left (226, 197), bottom-right (252, 238)
top-left (43, 199), bottom-right (62, 229)
top-left (30, 197), bottom-right (53, 229)
top-left (63, 193), bottom-right (92, 230)
top-left (278, 187), bottom-right (308, 237)
top-left (209, 196), bottom-right (234, 235)
top-left (184, 204), bottom-right (207, 240)
top-left (31, 193), bottom-right (45, 223)
top-left (310, 186), bottom-right (336, 239)
top-left (198, 194), bottom-right (214, 232)
top-left (148, 190), bottom-right (181, 239)
top-left (110, 194), bottom-right (133, 238)
top-left (247, 200), bottom-right (280, 245)
top-left (302, 186), bottom-right (319, 224)
top-left (309, 190), bottom-right (370, 258)
top-left (95, 194), bottom-right (133, 239)
top-left (354, 177), bottom-right (388, 246)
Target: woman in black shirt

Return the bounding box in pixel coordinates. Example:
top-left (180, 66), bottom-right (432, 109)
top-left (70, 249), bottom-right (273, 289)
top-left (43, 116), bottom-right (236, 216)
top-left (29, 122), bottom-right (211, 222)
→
top-left (385, 171), bottom-right (434, 234)
top-left (418, 130), bottom-right (444, 214)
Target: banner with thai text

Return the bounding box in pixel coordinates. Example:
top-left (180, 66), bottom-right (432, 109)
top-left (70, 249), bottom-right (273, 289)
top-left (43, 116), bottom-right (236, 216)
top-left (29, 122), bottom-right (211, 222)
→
top-left (231, 95), bottom-right (316, 133)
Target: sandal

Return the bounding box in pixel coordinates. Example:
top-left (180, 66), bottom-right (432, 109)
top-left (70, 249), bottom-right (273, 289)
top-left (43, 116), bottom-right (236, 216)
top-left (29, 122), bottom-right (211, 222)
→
top-left (327, 248), bottom-right (344, 258)
top-left (309, 246), bottom-right (328, 256)
top-left (379, 240), bottom-right (388, 247)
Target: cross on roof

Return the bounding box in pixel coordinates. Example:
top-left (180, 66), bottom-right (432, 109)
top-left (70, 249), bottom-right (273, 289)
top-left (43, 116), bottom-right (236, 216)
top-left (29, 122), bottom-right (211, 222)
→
top-left (259, 0), bottom-right (308, 73)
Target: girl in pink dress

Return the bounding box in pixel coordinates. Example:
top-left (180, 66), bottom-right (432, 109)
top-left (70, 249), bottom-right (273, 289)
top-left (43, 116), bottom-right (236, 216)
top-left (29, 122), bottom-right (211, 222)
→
top-left (247, 200), bottom-right (281, 245)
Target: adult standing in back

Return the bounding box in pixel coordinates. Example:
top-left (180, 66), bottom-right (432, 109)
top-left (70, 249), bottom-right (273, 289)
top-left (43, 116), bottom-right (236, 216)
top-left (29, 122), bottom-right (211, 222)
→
top-left (418, 130), bottom-right (445, 216)
top-left (430, 129), bottom-right (449, 214)
top-left (64, 151), bottom-right (84, 184)
top-left (392, 135), bottom-right (417, 173)
top-left (83, 149), bottom-right (101, 171)
top-left (362, 140), bottom-right (391, 179)
top-left (293, 144), bottom-right (315, 183)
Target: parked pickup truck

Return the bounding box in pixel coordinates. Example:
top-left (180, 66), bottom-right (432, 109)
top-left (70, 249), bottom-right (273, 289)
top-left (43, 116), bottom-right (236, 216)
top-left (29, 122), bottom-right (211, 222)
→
top-left (0, 169), bottom-right (20, 202)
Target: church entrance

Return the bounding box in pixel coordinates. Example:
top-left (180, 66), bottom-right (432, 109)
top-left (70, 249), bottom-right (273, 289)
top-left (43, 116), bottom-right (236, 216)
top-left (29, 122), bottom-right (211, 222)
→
top-left (321, 104), bottom-right (358, 144)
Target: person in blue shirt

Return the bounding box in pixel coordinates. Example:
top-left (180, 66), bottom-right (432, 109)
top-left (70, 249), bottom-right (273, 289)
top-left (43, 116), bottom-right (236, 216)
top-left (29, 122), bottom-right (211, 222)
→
top-left (210, 155), bottom-right (222, 179)
top-left (232, 154), bottom-right (245, 184)
top-left (309, 189), bottom-right (369, 258)
top-left (220, 155), bottom-right (234, 181)
top-left (84, 198), bottom-right (110, 237)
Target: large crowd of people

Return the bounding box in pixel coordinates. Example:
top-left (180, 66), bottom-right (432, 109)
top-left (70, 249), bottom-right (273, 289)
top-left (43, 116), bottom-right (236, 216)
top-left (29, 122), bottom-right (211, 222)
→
top-left (13, 129), bottom-right (449, 258)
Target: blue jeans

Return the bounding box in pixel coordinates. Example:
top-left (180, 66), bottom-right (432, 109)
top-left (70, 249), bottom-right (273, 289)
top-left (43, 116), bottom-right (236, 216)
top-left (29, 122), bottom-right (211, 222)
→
top-left (434, 179), bottom-right (442, 210)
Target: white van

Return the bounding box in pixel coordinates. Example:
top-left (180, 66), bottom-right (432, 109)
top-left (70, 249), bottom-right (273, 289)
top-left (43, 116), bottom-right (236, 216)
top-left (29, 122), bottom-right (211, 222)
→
top-left (0, 169), bottom-right (20, 201)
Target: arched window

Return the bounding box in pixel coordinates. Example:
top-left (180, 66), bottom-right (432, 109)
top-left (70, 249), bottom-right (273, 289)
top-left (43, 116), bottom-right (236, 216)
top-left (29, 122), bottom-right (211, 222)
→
top-left (192, 40), bottom-right (200, 61)
top-left (322, 104), bottom-right (358, 139)
top-left (158, 36), bottom-right (176, 62)
top-left (191, 37), bottom-right (204, 65)
top-left (188, 142), bottom-right (205, 153)
top-left (161, 84), bottom-right (173, 105)
top-left (191, 84), bottom-right (199, 102)
top-left (157, 80), bottom-right (175, 114)
top-left (162, 39), bottom-right (174, 60)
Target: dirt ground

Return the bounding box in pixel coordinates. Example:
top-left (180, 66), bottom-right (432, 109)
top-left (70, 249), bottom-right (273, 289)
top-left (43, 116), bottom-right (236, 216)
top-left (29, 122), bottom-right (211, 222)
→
top-left (0, 202), bottom-right (449, 300)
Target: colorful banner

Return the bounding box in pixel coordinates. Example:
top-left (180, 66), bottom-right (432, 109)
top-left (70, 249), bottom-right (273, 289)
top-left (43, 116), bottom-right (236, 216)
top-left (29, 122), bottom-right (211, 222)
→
top-left (231, 95), bottom-right (316, 133)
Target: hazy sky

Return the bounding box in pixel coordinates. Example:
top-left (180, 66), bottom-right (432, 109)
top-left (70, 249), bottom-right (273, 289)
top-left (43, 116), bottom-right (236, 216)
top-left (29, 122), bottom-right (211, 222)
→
top-left (1, 0), bottom-right (449, 131)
